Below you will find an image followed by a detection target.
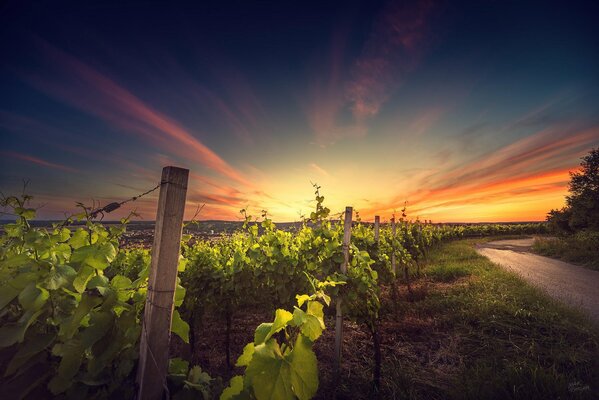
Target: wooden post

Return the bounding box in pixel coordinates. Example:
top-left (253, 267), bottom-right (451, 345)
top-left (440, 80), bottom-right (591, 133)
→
top-left (374, 215), bottom-right (380, 243)
top-left (334, 206), bottom-right (352, 382)
top-left (137, 166), bottom-right (189, 400)
top-left (391, 217), bottom-right (396, 275)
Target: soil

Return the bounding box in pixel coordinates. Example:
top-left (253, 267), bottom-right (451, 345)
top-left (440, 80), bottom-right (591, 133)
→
top-left (170, 280), bottom-right (469, 399)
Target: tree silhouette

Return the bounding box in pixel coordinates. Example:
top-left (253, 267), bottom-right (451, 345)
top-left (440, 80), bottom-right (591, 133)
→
top-left (548, 148), bottom-right (599, 232)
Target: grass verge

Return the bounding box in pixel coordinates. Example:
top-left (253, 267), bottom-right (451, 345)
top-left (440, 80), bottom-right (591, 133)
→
top-left (375, 239), bottom-right (599, 399)
top-left (532, 235), bottom-right (599, 271)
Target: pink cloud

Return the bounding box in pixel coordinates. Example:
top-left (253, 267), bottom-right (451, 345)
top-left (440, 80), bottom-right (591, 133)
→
top-left (306, 1), bottom-right (436, 144)
top-left (1, 151), bottom-right (77, 173)
top-left (346, 0), bottom-right (435, 121)
top-left (23, 39), bottom-right (252, 187)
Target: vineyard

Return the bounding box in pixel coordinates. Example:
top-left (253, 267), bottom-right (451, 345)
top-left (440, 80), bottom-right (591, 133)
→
top-left (1, 167), bottom-right (590, 400)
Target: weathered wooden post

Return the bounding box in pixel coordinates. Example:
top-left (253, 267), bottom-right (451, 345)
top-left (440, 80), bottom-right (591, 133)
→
top-left (137, 166), bottom-right (189, 400)
top-left (391, 217), bottom-right (396, 275)
top-left (334, 206), bottom-right (352, 383)
top-left (374, 215), bottom-right (380, 243)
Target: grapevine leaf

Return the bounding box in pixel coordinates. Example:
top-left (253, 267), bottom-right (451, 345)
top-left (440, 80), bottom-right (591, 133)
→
top-left (10, 271), bottom-right (39, 289)
top-left (288, 335), bottom-right (318, 400)
top-left (296, 294), bottom-right (310, 307)
top-left (245, 339), bottom-right (294, 400)
top-left (0, 309), bottom-right (43, 347)
top-left (220, 375), bottom-right (247, 400)
top-left (0, 284), bottom-right (20, 309)
top-left (5, 332), bottom-right (55, 376)
top-left (49, 340), bottom-right (84, 394)
top-left (236, 343), bottom-right (255, 367)
top-left (59, 293), bottom-right (102, 339)
top-left (44, 264), bottom-right (77, 290)
top-left (262, 309), bottom-right (292, 344)
top-left (174, 284), bottom-right (186, 307)
top-left (18, 282), bottom-right (49, 311)
top-left (51, 243), bottom-right (72, 262)
top-left (88, 274), bottom-right (110, 289)
top-left (71, 243), bottom-right (116, 270)
top-left (169, 357), bottom-right (189, 375)
top-left (291, 307), bottom-right (323, 342)
top-left (0, 253), bottom-right (33, 269)
top-left (171, 309), bottom-right (190, 344)
top-left (81, 311), bottom-right (113, 348)
top-left (187, 365), bottom-right (212, 385)
top-left (110, 275), bottom-right (132, 289)
top-left (254, 323), bottom-right (272, 345)
top-left (69, 229), bottom-right (89, 249)
top-left (306, 301), bottom-right (325, 324)
top-left (73, 265), bottom-right (95, 293)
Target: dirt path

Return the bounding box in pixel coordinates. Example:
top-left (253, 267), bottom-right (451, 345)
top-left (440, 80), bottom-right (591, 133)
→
top-left (476, 238), bottom-right (599, 324)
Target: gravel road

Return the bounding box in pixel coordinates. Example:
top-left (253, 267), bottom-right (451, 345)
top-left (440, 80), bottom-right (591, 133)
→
top-left (476, 238), bottom-right (599, 324)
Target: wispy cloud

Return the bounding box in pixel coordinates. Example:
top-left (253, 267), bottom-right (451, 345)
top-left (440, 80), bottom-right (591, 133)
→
top-left (1, 151), bottom-right (77, 172)
top-left (346, 0), bottom-right (434, 121)
top-left (306, 1), bottom-right (436, 144)
top-left (361, 123), bottom-right (599, 220)
top-left (308, 163), bottom-right (331, 178)
top-left (23, 39), bottom-right (252, 187)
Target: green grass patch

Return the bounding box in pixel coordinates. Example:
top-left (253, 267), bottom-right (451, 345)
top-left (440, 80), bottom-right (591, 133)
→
top-left (380, 240), bottom-right (599, 400)
top-left (532, 234), bottom-right (599, 271)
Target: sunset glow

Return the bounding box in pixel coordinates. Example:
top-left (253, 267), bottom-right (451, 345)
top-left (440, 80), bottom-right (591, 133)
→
top-left (1, 1), bottom-right (598, 222)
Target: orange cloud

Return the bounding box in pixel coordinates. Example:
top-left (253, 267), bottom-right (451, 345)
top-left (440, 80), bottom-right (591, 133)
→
top-left (360, 124), bottom-right (599, 221)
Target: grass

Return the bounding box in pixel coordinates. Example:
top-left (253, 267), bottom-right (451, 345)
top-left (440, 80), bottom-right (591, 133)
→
top-left (370, 239), bottom-right (599, 399)
top-left (532, 234), bottom-right (599, 271)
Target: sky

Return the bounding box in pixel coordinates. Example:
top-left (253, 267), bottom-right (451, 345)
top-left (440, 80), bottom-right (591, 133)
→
top-left (1, 0), bottom-right (598, 222)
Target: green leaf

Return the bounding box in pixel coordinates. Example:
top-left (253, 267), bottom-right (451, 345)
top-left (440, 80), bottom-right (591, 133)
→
top-left (18, 282), bottom-right (49, 311)
top-left (174, 285), bottom-right (186, 307)
top-left (171, 309), bottom-right (190, 344)
top-left (55, 227), bottom-right (71, 242)
top-left (169, 357), bottom-right (189, 375)
top-left (296, 294), bottom-right (310, 307)
top-left (88, 274), bottom-right (109, 289)
top-left (69, 229), bottom-right (89, 249)
top-left (71, 243), bottom-right (116, 270)
top-left (254, 323), bottom-right (272, 345)
top-left (81, 311), bottom-right (113, 348)
top-left (187, 365), bottom-right (211, 385)
top-left (292, 307), bottom-right (323, 342)
top-left (52, 243), bottom-right (72, 261)
top-left (245, 339), bottom-right (294, 400)
top-left (257, 309), bottom-right (292, 345)
top-left (10, 271), bottom-right (39, 289)
top-left (0, 309), bottom-right (43, 347)
top-left (0, 253), bottom-right (33, 269)
top-left (0, 284), bottom-right (20, 309)
top-left (59, 293), bottom-right (102, 339)
top-left (14, 206), bottom-right (34, 219)
top-left (73, 265), bottom-right (95, 293)
top-left (220, 375), bottom-right (246, 400)
top-left (5, 332), bottom-right (55, 376)
top-left (236, 343), bottom-right (255, 367)
top-left (288, 335), bottom-right (318, 400)
top-left (44, 265), bottom-right (77, 290)
top-left (48, 339), bottom-right (84, 394)
top-left (110, 275), bottom-right (132, 289)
